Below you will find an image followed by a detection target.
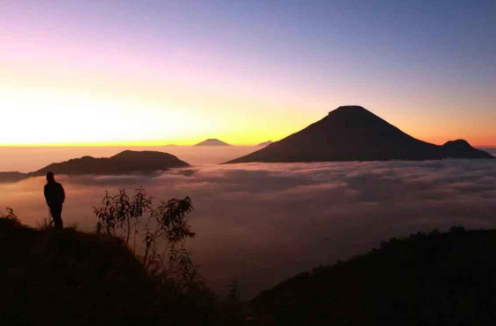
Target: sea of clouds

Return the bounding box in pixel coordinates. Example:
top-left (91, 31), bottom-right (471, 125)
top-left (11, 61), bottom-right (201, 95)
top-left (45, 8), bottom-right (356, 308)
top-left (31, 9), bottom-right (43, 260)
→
top-left (1, 159), bottom-right (496, 298)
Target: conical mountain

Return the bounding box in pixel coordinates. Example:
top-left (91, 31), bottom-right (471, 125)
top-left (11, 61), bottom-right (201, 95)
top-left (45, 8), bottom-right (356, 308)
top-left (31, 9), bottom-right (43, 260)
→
top-left (194, 139), bottom-right (231, 146)
top-left (227, 106), bottom-right (493, 163)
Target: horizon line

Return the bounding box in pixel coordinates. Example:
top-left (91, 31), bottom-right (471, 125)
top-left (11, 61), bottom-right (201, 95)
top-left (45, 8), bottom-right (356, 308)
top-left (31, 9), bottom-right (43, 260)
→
top-left (0, 142), bottom-right (269, 148)
top-left (0, 141), bottom-right (494, 148)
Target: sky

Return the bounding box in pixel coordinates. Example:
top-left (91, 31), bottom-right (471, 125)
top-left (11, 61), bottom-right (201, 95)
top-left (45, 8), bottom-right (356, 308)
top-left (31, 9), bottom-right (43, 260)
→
top-left (0, 0), bottom-right (495, 146)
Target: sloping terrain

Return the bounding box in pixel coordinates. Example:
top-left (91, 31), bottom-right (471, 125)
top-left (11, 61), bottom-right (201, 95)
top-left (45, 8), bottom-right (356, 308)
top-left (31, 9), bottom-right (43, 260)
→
top-left (0, 218), bottom-right (160, 326)
top-left (0, 217), bottom-right (220, 326)
top-left (252, 227), bottom-right (496, 326)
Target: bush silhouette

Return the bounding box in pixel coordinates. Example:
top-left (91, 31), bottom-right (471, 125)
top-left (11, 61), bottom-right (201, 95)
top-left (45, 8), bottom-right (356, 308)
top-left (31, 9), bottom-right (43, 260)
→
top-left (93, 188), bottom-right (202, 291)
top-left (0, 207), bottom-right (19, 222)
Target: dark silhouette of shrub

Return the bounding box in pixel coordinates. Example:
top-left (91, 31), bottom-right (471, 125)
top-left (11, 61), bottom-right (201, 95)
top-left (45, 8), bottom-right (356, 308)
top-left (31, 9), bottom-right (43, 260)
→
top-left (221, 280), bottom-right (249, 325)
top-left (0, 207), bottom-right (18, 221)
top-left (93, 188), bottom-right (202, 292)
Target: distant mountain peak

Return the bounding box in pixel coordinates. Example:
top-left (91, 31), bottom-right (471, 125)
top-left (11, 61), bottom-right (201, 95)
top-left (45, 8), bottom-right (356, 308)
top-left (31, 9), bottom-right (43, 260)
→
top-left (331, 105), bottom-right (369, 114)
top-left (443, 139), bottom-right (471, 148)
top-left (227, 106), bottom-right (493, 163)
top-left (194, 139), bottom-right (231, 146)
top-left (257, 141), bottom-right (273, 147)
top-left (441, 139), bottom-right (488, 158)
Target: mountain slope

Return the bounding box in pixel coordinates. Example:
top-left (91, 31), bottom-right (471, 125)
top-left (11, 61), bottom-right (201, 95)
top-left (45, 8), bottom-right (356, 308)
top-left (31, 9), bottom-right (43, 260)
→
top-left (194, 139), bottom-right (231, 146)
top-left (28, 150), bottom-right (189, 177)
top-left (252, 227), bottom-right (496, 326)
top-left (227, 106), bottom-right (493, 163)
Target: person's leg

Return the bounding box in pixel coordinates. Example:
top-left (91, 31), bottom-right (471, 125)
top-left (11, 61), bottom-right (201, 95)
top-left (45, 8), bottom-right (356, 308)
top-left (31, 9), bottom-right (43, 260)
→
top-left (50, 205), bottom-right (64, 229)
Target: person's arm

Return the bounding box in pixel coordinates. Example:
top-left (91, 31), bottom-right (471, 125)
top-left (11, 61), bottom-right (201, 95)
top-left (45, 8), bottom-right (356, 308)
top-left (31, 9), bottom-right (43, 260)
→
top-left (44, 185), bottom-right (50, 206)
top-left (60, 184), bottom-right (66, 204)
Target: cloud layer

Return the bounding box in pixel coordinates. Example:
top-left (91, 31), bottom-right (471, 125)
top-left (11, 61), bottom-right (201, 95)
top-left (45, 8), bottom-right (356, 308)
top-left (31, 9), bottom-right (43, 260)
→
top-left (1, 160), bottom-right (496, 298)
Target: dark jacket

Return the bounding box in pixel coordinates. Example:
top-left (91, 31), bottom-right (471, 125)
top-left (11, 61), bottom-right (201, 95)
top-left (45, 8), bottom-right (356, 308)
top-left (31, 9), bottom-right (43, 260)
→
top-left (44, 182), bottom-right (65, 207)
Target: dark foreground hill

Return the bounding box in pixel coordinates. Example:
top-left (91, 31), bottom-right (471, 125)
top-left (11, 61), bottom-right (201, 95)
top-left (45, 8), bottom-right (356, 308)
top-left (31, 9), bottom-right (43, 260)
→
top-left (251, 227), bottom-right (496, 326)
top-left (0, 218), bottom-right (158, 326)
top-left (228, 106), bottom-right (493, 163)
top-left (0, 151), bottom-right (189, 183)
top-left (0, 217), bottom-right (217, 326)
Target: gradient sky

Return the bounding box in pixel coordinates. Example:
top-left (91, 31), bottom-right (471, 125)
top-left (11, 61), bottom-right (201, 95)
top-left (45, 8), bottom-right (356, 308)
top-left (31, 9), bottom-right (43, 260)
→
top-left (1, 0), bottom-right (495, 146)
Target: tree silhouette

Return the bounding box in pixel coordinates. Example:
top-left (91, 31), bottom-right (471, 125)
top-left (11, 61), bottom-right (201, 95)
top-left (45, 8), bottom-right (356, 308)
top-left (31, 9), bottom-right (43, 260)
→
top-left (93, 188), bottom-right (199, 290)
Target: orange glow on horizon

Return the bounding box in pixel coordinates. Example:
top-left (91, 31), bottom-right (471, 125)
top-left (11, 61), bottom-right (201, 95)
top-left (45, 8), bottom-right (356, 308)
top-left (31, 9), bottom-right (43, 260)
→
top-left (1, 52), bottom-right (495, 148)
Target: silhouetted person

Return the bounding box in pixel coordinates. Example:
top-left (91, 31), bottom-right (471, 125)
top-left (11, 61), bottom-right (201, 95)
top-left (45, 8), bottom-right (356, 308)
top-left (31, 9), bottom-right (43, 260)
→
top-left (44, 172), bottom-right (65, 229)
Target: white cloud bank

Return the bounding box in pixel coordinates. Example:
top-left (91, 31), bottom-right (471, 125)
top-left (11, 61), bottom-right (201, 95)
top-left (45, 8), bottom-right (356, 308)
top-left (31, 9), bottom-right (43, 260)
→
top-left (1, 160), bottom-right (496, 298)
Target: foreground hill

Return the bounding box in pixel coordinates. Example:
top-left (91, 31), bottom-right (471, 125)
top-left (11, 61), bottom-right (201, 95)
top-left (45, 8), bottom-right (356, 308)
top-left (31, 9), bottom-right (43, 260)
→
top-left (0, 218), bottom-right (159, 326)
top-left (228, 106), bottom-right (493, 163)
top-left (0, 217), bottom-right (217, 326)
top-left (252, 227), bottom-right (496, 326)
top-left (0, 151), bottom-right (189, 183)
top-left (194, 139), bottom-right (231, 146)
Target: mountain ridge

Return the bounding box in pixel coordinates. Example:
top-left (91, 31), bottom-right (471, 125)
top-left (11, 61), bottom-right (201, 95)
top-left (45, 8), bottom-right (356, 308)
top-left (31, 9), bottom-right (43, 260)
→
top-left (29, 150), bottom-right (189, 177)
top-left (0, 151), bottom-right (189, 183)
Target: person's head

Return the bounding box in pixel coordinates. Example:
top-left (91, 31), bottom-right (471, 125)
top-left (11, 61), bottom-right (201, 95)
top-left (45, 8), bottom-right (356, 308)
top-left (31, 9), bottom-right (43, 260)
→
top-left (46, 172), bottom-right (55, 183)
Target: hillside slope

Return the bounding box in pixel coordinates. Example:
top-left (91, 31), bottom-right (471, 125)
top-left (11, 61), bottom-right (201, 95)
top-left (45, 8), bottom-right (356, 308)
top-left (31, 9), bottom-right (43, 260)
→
top-left (252, 227), bottom-right (496, 326)
top-left (0, 217), bottom-right (215, 326)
